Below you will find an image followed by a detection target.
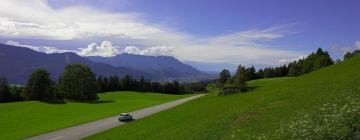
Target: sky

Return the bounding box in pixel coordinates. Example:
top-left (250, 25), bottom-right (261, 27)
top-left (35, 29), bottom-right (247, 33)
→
top-left (0, 0), bottom-right (359, 71)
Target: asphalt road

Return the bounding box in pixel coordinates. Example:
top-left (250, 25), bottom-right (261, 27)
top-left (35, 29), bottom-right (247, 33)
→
top-left (26, 94), bottom-right (205, 140)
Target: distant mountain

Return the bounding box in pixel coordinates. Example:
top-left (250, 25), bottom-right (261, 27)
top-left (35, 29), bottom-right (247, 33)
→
top-left (0, 44), bottom-right (154, 84)
top-left (87, 54), bottom-right (206, 80)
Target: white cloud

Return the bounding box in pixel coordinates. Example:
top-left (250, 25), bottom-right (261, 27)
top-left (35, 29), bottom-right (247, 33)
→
top-left (6, 40), bottom-right (174, 57)
top-left (330, 41), bottom-right (360, 55)
top-left (0, 0), bottom-right (305, 66)
top-left (356, 41), bottom-right (360, 50)
top-left (331, 45), bottom-right (352, 54)
top-left (123, 46), bottom-right (141, 55)
top-left (77, 41), bottom-right (122, 57)
top-left (209, 29), bottom-right (284, 46)
top-left (5, 40), bottom-right (74, 54)
top-left (77, 42), bottom-right (174, 57)
top-left (0, 0), bottom-right (187, 44)
top-left (126, 46), bottom-right (173, 56)
top-left (278, 55), bottom-right (306, 64)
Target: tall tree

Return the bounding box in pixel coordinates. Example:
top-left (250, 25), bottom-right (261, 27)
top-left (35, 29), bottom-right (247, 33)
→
top-left (24, 69), bottom-right (56, 101)
top-left (234, 65), bottom-right (247, 89)
top-left (245, 66), bottom-right (256, 81)
top-left (218, 69), bottom-right (231, 86)
top-left (0, 77), bottom-right (10, 102)
top-left (58, 64), bottom-right (98, 101)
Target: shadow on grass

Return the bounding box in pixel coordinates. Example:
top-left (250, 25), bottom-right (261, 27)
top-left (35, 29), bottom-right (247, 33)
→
top-left (40, 99), bottom-right (115, 104)
top-left (42, 100), bottom-right (67, 104)
top-left (81, 100), bottom-right (115, 104)
top-left (218, 86), bottom-right (260, 96)
top-left (246, 86), bottom-right (259, 91)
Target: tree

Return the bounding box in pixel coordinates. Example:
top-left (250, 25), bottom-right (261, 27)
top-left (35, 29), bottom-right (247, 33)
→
top-left (218, 69), bottom-right (231, 86)
top-left (245, 66), bottom-right (256, 81)
top-left (9, 86), bottom-right (25, 102)
top-left (58, 64), bottom-right (98, 101)
top-left (163, 81), bottom-right (181, 94)
top-left (150, 82), bottom-right (161, 92)
top-left (24, 69), bottom-right (56, 101)
top-left (139, 76), bottom-right (146, 91)
top-left (256, 69), bottom-right (264, 79)
top-left (234, 65), bottom-right (247, 89)
top-left (344, 50), bottom-right (360, 60)
top-left (0, 77), bottom-right (10, 102)
top-left (263, 67), bottom-right (275, 78)
top-left (96, 76), bottom-right (105, 92)
top-left (121, 75), bottom-right (134, 91)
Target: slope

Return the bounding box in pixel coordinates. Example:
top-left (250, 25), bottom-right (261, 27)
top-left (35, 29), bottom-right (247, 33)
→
top-left (86, 55), bottom-right (360, 139)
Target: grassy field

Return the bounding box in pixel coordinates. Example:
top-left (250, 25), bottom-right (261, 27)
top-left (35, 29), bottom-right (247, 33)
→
top-left (0, 91), bottom-right (191, 139)
top-left (86, 56), bottom-right (360, 139)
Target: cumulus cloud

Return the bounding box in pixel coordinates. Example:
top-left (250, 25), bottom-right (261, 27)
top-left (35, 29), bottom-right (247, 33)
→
top-left (77, 41), bottom-right (173, 57)
top-left (77, 41), bottom-right (122, 57)
top-left (6, 40), bottom-right (174, 57)
top-left (5, 40), bottom-right (74, 54)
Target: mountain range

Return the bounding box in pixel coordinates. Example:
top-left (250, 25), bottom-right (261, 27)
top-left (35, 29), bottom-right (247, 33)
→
top-left (87, 54), bottom-right (202, 78)
top-left (0, 43), bottom-right (213, 84)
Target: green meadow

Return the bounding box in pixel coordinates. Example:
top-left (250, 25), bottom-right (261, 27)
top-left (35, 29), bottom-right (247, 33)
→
top-left (0, 91), bottom-right (190, 139)
top-left (86, 56), bottom-right (360, 139)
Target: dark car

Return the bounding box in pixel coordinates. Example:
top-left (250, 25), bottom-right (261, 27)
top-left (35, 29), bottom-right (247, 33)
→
top-left (118, 113), bottom-right (133, 121)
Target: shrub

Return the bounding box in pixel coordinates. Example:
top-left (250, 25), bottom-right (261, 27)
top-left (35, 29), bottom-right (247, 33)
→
top-left (218, 84), bottom-right (245, 96)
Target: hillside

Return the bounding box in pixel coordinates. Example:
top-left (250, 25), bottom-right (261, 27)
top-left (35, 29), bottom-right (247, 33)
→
top-left (0, 44), bottom-right (155, 84)
top-left (86, 55), bottom-right (360, 139)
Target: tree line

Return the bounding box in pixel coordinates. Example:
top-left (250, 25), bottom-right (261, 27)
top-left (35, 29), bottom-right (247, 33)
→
top-left (1, 64), bottom-right (203, 103)
top-left (218, 48), bottom-right (334, 95)
top-left (0, 64), bottom-right (98, 103)
top-left (344, 50), bottom-right (360, 60)
top-left (96, 75), bottom-right (192, 94)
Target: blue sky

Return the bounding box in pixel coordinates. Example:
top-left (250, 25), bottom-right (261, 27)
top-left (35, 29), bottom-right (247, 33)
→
top-left (0, 0), bottom-right (359, 71)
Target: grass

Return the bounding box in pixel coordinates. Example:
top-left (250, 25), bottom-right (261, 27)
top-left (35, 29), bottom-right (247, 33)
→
top-left (86, 55), bottom-right (360, 140)
top-left (0, 91), bottom-right (191, 139)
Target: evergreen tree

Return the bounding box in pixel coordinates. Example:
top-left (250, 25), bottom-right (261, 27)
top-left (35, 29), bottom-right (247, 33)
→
top-left (0, 77), bottom-right (10, 102)
top-left (218, 69), bottom-right (231, 86)
top-left (234, 65), bottom-right (247, 89)
top-left (256, 69), bottom-right (264, 79)
top-left (245, 66), bottom-right (256, 81)
top-left (121, 75), bottom-right (133, 91)
top-left (151, 82), bottom-right (161, 92)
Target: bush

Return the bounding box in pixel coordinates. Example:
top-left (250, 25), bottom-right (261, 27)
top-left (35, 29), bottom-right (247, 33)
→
top-left (218, 84), bottom-right (245, 96)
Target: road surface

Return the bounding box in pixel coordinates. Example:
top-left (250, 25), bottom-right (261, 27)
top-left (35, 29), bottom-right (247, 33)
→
top-left (26, 94), bottom-right (204, 140)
